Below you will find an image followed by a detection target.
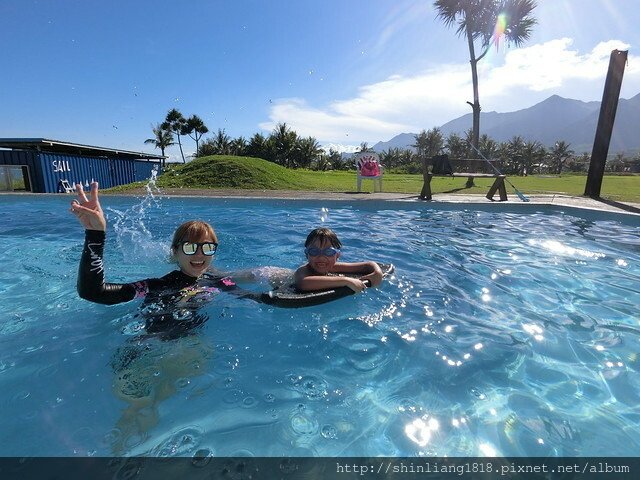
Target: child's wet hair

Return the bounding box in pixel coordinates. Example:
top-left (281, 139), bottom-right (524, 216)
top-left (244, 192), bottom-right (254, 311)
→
top-left (304, 227), bottom-right (342, 249)
top-left (171, 220), bottom-right (217, 249)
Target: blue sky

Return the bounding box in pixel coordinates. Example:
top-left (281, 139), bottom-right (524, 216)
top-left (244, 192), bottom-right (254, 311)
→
top-left (1, 0), bottom-right (639, 160)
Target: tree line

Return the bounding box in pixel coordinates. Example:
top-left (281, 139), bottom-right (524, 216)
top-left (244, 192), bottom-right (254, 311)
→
top-left (145, 110), bottom-right (639, 174)
top-left (146, 109), bottom-right (333, 169)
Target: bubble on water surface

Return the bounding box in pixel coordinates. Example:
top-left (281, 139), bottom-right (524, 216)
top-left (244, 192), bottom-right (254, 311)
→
top-left (288, 374), bottom-right (328, 399)
top-left (151, 426), bottom-right (203, 457)
top-left (192, 448), bottom-right (213, 467)
top-left (321, 424), bottom-right (338, 439)
top-left (290, 413), bottom-right (319, 436)
top-left (241, 396), bottom-right (258, 408)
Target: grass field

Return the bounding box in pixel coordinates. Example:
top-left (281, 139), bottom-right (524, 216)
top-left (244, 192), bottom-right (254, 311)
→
top-left (109, 155), bottom-right (640, 203)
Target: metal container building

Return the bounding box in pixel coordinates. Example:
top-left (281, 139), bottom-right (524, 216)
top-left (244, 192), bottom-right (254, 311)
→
top-left (0, 138), bottom-right (164, 193)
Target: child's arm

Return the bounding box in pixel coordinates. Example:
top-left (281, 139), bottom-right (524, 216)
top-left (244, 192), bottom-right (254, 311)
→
top-left (333, 261), bottom-right (384, 287)
top-left (294, 265), bottom-right (368, 293)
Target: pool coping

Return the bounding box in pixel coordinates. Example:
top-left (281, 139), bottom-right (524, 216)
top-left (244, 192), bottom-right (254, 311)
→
top-left (127, 189), bottom-right (640, 216)
top-left (3, 189), bottom-right (640, 216)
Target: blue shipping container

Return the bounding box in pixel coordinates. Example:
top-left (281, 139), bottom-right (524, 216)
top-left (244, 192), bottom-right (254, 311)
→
top-left (0, 149), bottom-right (160, 193)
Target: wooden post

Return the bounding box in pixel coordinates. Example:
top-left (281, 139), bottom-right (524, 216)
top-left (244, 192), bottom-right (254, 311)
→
top-left (420, 157), bottom-right (431, 199)
top-left (584, 50), bottom-right (628, 198)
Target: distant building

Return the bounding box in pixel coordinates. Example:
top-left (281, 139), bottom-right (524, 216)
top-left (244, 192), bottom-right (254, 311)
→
top-left (0, 138), bottom-right (164, 193)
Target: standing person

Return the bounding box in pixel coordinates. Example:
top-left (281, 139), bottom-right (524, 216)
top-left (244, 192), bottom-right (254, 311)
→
top-left (294, 227), bottom-right (383, 293)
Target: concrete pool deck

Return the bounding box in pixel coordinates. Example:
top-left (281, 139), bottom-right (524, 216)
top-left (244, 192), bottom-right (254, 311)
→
top-left (4, 189), bottom-right (639, 215)
top-left (119, 188), bottom-right (640, 216)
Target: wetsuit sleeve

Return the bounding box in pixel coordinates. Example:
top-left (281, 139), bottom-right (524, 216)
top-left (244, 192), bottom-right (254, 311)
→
top-left (77, 229), bottom-right (147, 305)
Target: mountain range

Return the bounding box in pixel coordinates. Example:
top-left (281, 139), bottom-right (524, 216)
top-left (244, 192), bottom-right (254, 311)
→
top-left (372, 93), bottom-right (640, 155)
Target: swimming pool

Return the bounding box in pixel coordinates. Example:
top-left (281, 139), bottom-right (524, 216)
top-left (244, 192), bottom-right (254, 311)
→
top-left (1, 193), bottom-right (639, 457)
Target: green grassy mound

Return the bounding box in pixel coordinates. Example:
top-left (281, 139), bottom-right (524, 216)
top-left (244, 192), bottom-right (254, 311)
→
top-left (157, 155), bottom-right (316, 190)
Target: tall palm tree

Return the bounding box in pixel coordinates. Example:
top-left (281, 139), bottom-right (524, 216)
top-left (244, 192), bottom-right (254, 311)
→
top-left (163, 109), bottom-right (188, 163)
top-left (144, 123), bottom-right (174, 168)
top-left (434, 0), bottom-right (537, 152)
top-left (182, 115), bottom-right (209, 154)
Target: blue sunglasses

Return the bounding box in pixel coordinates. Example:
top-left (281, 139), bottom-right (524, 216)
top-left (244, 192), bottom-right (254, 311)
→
top-left (305, 246), bottom-right (340, 257)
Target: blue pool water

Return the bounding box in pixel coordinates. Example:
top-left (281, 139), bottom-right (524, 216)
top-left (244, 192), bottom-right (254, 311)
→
top-left (0, 193), bottom-right (639, 457)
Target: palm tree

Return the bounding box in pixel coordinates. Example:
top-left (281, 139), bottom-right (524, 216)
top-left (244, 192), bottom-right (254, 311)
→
top-left (550, 140), bottom-right (575, 174)
top-left (357, 142), bottom-right (373, 153)
top-left (414, 128), bottom-right (445, 158)
top-left (502, 135), bottom-right (526, 174)
top-left (380, 148), bottom-right (400, 170)
top-left (444, 132), bottom-right (468, 158)
top-left (163, 109), bottom-right (188, 163)
top-left (247, 133), bottom-right (270, 159)
top-left (521, 140), bottom-right (546, 175)
top-left (326, 148), bottom-right (346, 170)
top-left (478, 134), bottom-right (499, 159)
top-left (270, 123), bottom-right (298, 167)
top-left (212, 129), bottom-right (232, 155)
top-left (182, 115), bottom-right (209, 154)
top-left (434, 0), bottom-right (537, 152)
top-left (196, 138), bottom-right (217, 157)
top-left (294, 136), bottom-right (323, 169)
top-left (230, 136), bottom-right (248, 156)
top-left (144, 123), bottom-right (174, 168)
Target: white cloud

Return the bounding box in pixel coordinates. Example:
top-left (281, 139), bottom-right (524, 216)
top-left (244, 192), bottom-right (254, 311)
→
top-left (260, 39), bottom-right (640, 146)
top-left (484, 38), bottom-right (636, 95)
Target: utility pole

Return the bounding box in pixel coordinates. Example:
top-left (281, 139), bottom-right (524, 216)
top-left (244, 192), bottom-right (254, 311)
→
top-left (584, 50), bottom-right (627, 198)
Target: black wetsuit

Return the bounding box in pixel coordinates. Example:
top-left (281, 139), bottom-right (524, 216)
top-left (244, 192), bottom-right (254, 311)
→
top-left (78, 229), bottom-right (240, 336)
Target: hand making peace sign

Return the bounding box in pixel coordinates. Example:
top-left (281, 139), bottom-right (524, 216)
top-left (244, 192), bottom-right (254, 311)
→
top-left (70, 181), bottom-right (107, 231)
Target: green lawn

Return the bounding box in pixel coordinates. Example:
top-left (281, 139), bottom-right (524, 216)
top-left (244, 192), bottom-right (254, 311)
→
top-left (109, 156), bottom-right (640, 203)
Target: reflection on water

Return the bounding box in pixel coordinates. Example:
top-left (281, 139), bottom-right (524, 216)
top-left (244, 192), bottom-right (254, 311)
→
top-left (110, 333), bottom-right (213, 455)
top-left (0, 195), bottom-right (639, 457)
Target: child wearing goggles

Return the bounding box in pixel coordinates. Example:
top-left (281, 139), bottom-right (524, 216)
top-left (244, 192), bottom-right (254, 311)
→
top-left (294, 227), bottom-right (383, 293)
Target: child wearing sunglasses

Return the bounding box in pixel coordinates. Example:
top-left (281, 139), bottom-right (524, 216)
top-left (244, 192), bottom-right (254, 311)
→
top-left (71, 182), bottom-right (239, 314)
top-left (294, 227), bottom-right (383, 293)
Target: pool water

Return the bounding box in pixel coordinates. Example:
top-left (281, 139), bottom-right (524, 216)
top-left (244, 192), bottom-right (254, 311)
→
top-left (0, 193), bottom-right (639, 457)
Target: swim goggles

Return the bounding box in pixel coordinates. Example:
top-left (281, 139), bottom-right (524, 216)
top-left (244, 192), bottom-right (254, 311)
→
top-left (181, 242), bottom-right (218, 256)
top-left (305, 246), bottom-right (340, 257)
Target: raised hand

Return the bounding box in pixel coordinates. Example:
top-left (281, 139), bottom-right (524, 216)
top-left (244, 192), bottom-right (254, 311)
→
top-left (70, 182), bottom-right (107, 231)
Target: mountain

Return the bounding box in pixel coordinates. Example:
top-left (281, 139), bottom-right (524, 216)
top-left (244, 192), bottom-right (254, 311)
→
top-left (372, 93), bottom-right (640, 154)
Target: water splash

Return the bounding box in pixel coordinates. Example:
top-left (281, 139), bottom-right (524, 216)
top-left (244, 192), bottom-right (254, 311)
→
top-left (108, 167), bottom-right (167, 264)
top-left (146, 165), bottom-right (160, 197)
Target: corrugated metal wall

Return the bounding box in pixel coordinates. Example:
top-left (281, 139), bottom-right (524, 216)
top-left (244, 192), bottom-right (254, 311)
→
top-left (0, 149), bottom-right (160, 192)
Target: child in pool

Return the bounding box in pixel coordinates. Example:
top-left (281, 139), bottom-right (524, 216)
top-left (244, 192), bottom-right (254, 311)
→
top-left (294, 227), bottom-right (383, 293)
top-left (70, 181), bottom-right (236, 308)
